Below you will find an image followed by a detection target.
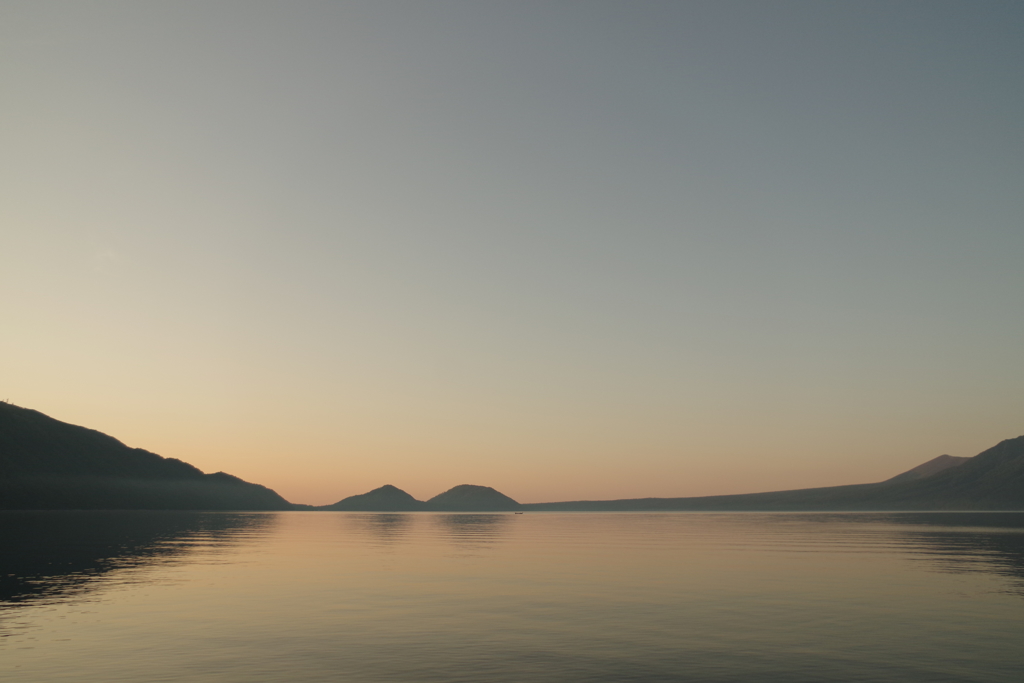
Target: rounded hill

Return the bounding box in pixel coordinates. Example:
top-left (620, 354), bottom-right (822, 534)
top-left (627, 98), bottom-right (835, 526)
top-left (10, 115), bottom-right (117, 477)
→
top-left (325, 484), bottom-right (425, 511)
top-left (426, 485), bottom-right (521, 511)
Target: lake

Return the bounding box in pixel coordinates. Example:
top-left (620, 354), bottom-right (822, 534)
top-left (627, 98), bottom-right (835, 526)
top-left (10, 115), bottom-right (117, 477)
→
top-left (2, 511), bottom-right (1023, 682)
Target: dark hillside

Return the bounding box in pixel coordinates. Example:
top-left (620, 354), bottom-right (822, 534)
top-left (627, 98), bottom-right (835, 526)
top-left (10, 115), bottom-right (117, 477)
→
top-left (887, 436), bottom-right (1024, 509)
top-left (525, 437), bottom-right (1024, 512)
top-left (0, 403), bottom-right (291, 510)
top-left (885, 454), bottom-right (970, 483)
top-left (324, 484), bottom-right (426, 511)
top-left (427, 485), bottom-right (521, 511)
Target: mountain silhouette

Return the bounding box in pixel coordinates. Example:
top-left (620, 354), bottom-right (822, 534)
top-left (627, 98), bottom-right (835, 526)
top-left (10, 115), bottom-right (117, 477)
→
top-left (0, 402), bottom-right (291, 510)
top-left (525, 437), bottom-right (1024, 511)
top-left (324, 484), bottom-right (426, 511)
top-left (4, 401), bottom-right (1021, 512)
top-left (426, 484), bottom-right (522, 511)
top-left (885, 454), bottom-right (970, 483)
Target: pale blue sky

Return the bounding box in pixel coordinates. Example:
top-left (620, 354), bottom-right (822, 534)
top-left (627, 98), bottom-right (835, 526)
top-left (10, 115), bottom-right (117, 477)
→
top-left (2, 1), bottom-right (1022, 504)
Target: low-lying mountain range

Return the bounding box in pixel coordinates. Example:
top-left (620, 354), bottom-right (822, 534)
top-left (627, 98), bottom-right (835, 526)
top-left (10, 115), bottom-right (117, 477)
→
top-left (1, 402), bottom-right (1022, 511)
top-left (323, 484), bottom-right (521, 512)
top-left (521, 439), bottom-right (1024, 511)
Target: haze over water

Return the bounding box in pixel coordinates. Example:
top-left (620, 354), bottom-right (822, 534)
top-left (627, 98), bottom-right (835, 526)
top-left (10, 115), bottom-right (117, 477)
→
top-left (3, 511), bottom-right (1023, 682)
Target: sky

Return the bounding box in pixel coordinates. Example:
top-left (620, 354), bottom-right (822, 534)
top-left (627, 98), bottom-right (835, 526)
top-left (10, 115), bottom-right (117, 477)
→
top-left (2, 1), bottom-right (1022, 505)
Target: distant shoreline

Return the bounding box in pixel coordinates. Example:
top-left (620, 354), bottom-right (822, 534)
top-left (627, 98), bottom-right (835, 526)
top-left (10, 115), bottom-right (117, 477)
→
top-left (3, 402), bottom-right (1023, 512)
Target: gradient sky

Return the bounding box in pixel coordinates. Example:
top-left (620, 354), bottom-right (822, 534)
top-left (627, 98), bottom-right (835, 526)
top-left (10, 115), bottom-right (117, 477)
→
top-left (2, 1), bottom-right (1022, 505)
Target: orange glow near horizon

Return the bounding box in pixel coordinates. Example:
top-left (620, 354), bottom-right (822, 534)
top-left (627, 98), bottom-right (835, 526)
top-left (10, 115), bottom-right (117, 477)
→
top-left (3, 3), bottom-right (1022, 508)
top-left (9, 392), bottom-right (1018, 507)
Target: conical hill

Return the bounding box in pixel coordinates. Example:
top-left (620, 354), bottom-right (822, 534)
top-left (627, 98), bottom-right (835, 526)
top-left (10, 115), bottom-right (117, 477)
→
top-left (427, 484), bottom-right (521, 511)
top-left (324, 484), bottom-right (426, 511)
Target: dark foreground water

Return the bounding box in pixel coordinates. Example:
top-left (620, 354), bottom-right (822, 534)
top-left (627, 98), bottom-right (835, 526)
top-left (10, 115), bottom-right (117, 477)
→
top-left (2, 511), bottom-right (1023, 683)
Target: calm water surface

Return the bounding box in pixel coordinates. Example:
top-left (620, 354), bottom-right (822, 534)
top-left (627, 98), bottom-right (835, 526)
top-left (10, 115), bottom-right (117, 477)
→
top-left (2, 511), bottom-right (1023, 682)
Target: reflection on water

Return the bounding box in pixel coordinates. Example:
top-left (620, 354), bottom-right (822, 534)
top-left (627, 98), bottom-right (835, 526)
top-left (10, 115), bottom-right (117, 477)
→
top-left (343, 513), bottom-right (415, 546)
top-left (2, 511), bottom-right (1022, 683)
top-left (873, 513), bottom-right (1024, 591)
top-left (334, 512), bottom-right (516, 552)
top-left (433, 513), bottom-right (513, 550)
top-left (0, 511), bottom-right (277, 606)
top-left (4, 512), bottom-right (1024, 604)
top-left (742, 512), bottom-right (1024, 591)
